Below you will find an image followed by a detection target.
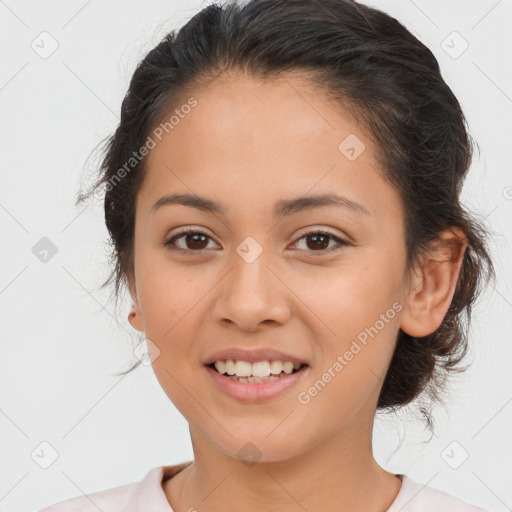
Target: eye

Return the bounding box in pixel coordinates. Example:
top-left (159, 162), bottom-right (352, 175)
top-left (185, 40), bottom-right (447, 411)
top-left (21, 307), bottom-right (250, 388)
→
top-left (291, 229), bottom-right (349, 254)
top-left (163, 228), bottom-right (218, 253)
top-left (163, 228), bottom-right (349, 255)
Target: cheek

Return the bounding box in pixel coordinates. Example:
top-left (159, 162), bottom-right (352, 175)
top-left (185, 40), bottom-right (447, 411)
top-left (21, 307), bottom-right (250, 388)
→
top-left (142, 271), bottom-right (202, 411)
top-left (298, 254), bottom-right (401, 394)
top-left (136, 257), bottom-right (202, 336)
top-left (300, 255), bottom-right (400, 335)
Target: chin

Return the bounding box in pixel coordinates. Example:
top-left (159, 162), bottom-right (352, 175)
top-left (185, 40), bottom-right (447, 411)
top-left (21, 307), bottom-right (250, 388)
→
top-left (209, 431), bottom-right (307, 465)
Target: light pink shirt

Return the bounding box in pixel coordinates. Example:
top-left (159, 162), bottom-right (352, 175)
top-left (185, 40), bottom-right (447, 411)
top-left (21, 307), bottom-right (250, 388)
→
top-left (37, 461), bottom-right (489, 511)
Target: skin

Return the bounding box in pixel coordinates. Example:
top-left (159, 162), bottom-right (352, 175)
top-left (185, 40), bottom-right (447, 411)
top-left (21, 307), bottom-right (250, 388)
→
top-left (127, 73), bottom-right (467, 512)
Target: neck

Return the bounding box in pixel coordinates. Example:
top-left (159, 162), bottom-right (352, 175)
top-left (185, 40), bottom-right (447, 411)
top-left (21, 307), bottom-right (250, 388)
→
top-left (164, 424), bottom-right (402, 512)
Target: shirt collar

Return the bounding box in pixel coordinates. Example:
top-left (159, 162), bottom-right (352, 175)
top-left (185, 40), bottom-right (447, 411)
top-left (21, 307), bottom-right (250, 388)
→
top-left (137, 462), bottom-right (193, 512)
top-left (136, 464), bottom-right (409, 512)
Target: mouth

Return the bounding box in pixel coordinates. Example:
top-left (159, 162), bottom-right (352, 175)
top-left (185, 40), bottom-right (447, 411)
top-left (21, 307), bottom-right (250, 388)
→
top-left (203, 359), bottom-right (310, 402)
top-left (206, 360), bottom-right (308, 383)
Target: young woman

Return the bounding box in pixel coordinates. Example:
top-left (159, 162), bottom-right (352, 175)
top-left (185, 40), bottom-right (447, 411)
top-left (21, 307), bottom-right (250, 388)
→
top-left (39, 0), bottom-right (495, 510)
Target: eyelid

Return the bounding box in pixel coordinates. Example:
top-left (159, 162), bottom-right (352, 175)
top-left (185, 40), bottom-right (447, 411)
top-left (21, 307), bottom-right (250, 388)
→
top-left (293, 225), bottom-right (345, 240)
top-left (163, 226), bottom-right (350, 255)
top-left (164, 226), bottom-right (220, 253)
top-left (290, 228), bottom-right (349, 254)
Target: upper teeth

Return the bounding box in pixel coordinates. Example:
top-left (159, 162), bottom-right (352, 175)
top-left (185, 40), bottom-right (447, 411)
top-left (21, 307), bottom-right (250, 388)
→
top-left (214, 360), bottom-right (302, 377)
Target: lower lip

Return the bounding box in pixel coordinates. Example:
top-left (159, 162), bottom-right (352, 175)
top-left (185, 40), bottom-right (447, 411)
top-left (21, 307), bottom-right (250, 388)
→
top-left (204, 364), bottom-right (309, 403)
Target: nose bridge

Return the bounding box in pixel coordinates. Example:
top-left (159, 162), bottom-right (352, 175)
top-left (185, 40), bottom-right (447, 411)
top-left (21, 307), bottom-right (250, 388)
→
top-left (230, 237), bottom-right (275, 302)
top-left (211, 236), bottom-right (291, 330)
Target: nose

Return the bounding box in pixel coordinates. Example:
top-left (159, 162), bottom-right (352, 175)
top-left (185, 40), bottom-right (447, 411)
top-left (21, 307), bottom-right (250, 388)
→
top-left (210, 248), bottom-right (292, 332)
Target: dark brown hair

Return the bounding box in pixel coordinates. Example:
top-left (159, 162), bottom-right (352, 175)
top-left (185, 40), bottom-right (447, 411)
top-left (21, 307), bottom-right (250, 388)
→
top-left (77, 0), bottom-right (496, 432)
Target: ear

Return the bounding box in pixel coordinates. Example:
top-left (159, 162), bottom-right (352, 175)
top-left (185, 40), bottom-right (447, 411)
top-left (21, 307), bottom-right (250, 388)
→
top-left (400, 227), bottom-right (468, 337)
top-left (127, 269), bottom-right (144, 333)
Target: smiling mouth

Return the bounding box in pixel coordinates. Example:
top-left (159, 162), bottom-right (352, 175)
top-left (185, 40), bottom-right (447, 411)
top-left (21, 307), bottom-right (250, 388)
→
top-left (207, 362), bottom-right (308, 383)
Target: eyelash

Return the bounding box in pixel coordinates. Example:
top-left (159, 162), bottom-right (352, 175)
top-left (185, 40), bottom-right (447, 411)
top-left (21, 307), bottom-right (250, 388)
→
top-left (163, 228), bottom-right (349, 255)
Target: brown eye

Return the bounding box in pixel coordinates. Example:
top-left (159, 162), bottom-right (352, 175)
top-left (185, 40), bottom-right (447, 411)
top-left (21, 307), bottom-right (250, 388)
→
top-left (292, 230), bottom-right (349, 254)
top-left (305, 233), bottom-right (330, 250)
top-left (164, 229), bottom-right (217, 253)
top-left (163, 228), bottom-right (349, 255)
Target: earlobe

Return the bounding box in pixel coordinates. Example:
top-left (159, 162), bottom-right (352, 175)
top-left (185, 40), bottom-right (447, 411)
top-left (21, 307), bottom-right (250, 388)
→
top-left (126, 271), bottom-right (145, 332)
top-left (399, 227), bottom-right (468, 338)
top-left (128, 301), bottom-right (145, 332)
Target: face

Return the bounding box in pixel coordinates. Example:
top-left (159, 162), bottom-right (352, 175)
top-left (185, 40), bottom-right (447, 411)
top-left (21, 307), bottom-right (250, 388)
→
top-left (128, 73), bottom-right (412, 462)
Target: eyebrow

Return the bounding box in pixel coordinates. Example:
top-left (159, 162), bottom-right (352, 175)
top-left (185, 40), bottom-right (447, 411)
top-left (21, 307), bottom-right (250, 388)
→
top-left (150, 192), bottom-right (370, 218)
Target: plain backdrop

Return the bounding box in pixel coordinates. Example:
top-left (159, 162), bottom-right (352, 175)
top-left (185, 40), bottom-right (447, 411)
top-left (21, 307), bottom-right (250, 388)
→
top-left (0, 1), bottom-right (511, 511)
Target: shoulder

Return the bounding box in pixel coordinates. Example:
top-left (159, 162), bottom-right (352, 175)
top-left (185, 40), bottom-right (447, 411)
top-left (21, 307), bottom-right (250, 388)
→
top-left (37, 481), bottom-right (138, 512)
top-left (36, 467), bottom-right (166, 512)
top-left (388, 475), bottom-right (490, 512)
top-left (37, 483), bottom-right (137, 512)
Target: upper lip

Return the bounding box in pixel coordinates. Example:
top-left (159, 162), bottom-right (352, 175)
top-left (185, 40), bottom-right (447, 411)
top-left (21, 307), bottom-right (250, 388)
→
top-left (203, 347), bottom-right (309, 366)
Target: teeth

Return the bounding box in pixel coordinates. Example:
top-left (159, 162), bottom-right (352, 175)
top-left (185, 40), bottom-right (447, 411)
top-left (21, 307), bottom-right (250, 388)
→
top-left (225, 360), bottom-right (236, 375)
top-left (282, 362), bottom-right (294, 374)
top-left (269, 360), bottom-right (283, 374)
top-left (214, 360), bottom-right (226, 374)
top-left (252, 361), bottom-right (271, 377)
top-left (235, 360), bottom-right (252, 377)
top-left (212, 359), bottom-right (303, 377)
top-left (232, 375), bottom-right (281, 383)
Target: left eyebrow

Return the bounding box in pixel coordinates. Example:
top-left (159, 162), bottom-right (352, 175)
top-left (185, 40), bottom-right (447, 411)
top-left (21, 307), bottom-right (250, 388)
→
top-left (150, 192), bottom-right (370, 218)
top-left (274, 193), bottom-right (370, 217)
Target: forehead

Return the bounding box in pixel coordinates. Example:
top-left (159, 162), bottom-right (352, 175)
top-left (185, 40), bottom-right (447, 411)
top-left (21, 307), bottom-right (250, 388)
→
top-left (152, 73), bottom-right (368, 153)
top-left (137, 73), bottom-right (399, 223)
